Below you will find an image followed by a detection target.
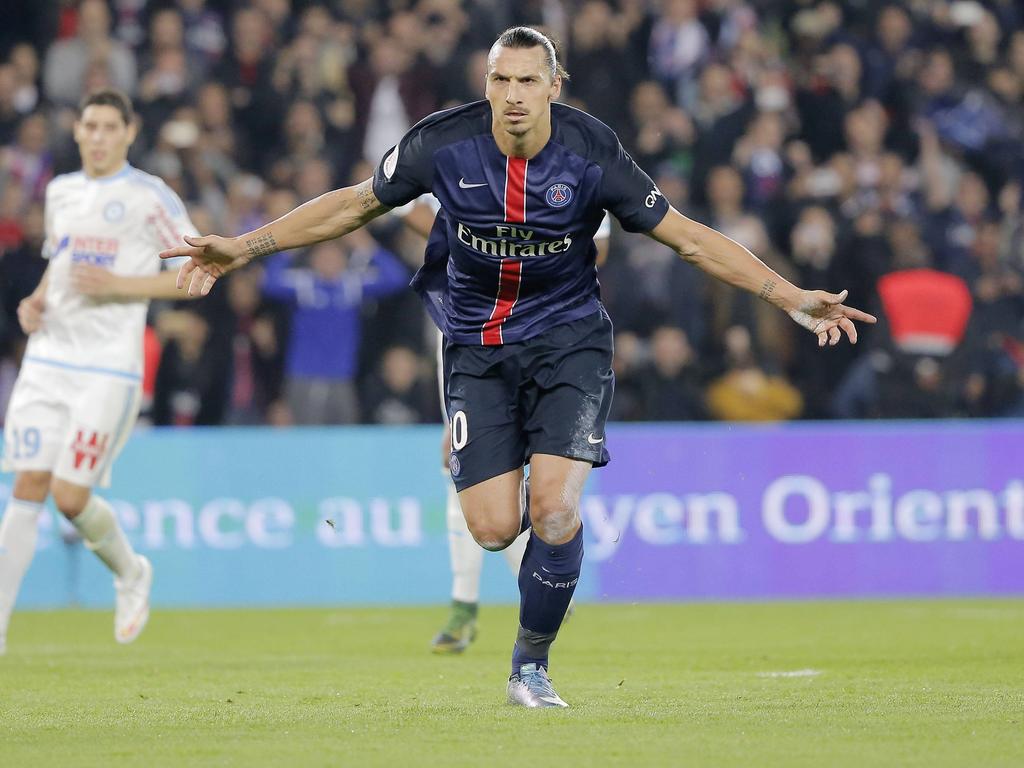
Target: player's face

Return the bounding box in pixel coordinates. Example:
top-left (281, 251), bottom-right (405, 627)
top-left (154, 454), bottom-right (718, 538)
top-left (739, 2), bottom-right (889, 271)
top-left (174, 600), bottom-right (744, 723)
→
top-left (74, 105), bottom-right (137, 178)
top-left (485, 45), bottom-right (561, 140)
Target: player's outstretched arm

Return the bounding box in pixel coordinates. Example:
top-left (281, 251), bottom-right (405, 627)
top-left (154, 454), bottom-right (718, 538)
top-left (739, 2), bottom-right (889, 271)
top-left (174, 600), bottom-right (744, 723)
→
top-left (647, 207), bottom-right (876, 347)
top-left (159, 178), bottom-right (391, 296)
top-left (72, 266), bottom-right (201, 301)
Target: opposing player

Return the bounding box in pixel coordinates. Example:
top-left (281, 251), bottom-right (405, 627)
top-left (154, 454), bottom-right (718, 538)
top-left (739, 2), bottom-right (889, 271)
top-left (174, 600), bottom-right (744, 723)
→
top-left (0, 89), bottom-right (198, 654)
top-left (161, 28), bottom-right (875, 706)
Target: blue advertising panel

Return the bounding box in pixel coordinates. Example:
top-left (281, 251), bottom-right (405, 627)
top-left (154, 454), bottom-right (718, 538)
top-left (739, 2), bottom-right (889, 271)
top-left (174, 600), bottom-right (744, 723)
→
top-left (3, 422), bottom-right (1023, 608)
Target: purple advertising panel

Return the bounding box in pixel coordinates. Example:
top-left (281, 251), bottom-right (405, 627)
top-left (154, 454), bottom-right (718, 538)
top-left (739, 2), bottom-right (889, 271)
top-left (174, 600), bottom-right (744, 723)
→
top-left (584, 422), bottom-right (1024, 599)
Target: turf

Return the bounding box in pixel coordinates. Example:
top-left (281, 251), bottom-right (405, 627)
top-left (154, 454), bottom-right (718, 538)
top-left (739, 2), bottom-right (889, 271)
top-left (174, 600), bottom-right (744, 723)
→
top-left (2, 600), bottom-right (1022, 767)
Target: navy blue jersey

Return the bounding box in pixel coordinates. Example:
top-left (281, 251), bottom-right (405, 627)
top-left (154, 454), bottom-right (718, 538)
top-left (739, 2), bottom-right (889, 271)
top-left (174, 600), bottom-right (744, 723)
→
top-left (373, 100), bottom-right (670, 345)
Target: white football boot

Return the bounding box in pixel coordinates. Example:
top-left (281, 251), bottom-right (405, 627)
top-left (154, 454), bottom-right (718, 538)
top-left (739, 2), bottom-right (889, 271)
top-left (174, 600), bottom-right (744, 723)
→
top-left (115, 555), bottom-right (152, 644)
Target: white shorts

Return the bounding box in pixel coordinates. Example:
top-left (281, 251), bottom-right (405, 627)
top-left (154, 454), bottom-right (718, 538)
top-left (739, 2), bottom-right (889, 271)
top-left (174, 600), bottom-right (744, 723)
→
top-left (1, 359), bottom-right (141, 488)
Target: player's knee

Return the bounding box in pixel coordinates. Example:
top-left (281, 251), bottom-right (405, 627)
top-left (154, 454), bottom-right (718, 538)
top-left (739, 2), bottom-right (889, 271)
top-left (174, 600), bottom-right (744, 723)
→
top-left (466, 520), bottom-right (519, 552)
top-left (50, 480), bottom-right (91, 518)
top-left (13, 471), bottom-right (51, 503)
top-left (529, 490), bottom-right (580, 542)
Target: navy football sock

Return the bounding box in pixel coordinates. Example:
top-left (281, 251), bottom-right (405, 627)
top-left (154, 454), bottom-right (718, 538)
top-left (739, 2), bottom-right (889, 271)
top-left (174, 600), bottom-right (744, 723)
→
top-left (511, 524), bottom-right (583, 674)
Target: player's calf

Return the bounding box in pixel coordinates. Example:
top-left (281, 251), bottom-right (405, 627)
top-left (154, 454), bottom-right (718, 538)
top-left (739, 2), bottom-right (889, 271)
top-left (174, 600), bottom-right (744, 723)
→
top-left (0, 495), bottom-right (46, 654)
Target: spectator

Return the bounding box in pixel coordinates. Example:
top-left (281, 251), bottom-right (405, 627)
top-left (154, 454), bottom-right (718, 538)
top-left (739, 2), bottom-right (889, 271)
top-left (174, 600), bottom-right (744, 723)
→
top-left (43, 0), bottom-right (137, 106)
top-left (636, 326), bottom-right (706, 421)
top-left (152, 310), bottom-right (227, 426)
top-left (262, 232), bottom-right (408, 425)
top-left (1, 112), bottom-right (52, 204)
top-left (361, 345), bottom-right (436, 425)
top-left (649, 0), bottom-right (709, 109)
top-left (705, 326), bottom-right (803, 421)
top-left (350, 34), bottom-right (438, 168)
top-left (219, 269), bottom-right (285, 425)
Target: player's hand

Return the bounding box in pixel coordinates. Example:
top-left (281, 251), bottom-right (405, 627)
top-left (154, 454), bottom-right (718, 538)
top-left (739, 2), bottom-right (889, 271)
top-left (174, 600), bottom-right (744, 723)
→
top-left (72, 264), bottom-right (125, 299)
top-left (159, 234), bottom-right (250, 297)
top-left (785, 289), bottom-right (877, 347)
top-left (17, 293), bottom-right (45, 334)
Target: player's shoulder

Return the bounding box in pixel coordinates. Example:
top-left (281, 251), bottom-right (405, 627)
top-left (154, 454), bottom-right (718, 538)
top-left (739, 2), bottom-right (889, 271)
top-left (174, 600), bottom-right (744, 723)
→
top-left (551, 103), bottom-right (622, 161)
top-left (122, 166), bottom-right (187, 215)
top-left (407, 100), bottom-right (491, 147)
top-left (46, 171), bottom-right (86, 195)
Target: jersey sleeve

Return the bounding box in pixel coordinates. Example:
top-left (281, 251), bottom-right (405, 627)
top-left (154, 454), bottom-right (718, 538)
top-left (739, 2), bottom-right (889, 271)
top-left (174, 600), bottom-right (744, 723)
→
top-left (597, 141), bottom-right (670, 233)
top-left (145, 181), bottom-right (199, 270)
top-left (372, 122), bottom-right (437, 209)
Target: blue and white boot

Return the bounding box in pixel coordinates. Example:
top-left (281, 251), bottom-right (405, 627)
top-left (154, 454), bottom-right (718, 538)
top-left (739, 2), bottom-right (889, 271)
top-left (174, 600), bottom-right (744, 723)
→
top-left (507, 663), bottom-right (569, 708)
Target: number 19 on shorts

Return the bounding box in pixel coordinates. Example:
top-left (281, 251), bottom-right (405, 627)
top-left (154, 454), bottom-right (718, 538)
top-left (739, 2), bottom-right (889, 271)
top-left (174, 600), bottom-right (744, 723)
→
top-left (8, 427), bottom-right (41, 459)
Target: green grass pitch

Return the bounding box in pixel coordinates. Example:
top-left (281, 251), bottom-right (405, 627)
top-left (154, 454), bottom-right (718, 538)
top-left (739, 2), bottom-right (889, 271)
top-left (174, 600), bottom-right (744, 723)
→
top-left (2, 600), bottom-right (1022, 767)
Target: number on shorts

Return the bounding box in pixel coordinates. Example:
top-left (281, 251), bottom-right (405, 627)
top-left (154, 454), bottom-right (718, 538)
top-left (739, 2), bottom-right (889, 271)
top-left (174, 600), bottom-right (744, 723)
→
top-left (451, 411), bottom-right (468, 450)
top-left (11, 427), bottom-right (41, 459)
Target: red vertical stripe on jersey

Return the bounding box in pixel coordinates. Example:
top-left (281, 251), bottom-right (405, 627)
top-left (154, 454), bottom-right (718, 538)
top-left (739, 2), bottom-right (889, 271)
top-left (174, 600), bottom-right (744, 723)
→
top-left (504, 157), bottom-right (527, 223)
top-left (483, 156), bottom-right (528, 344)
top-left (482, 259), bottom-right (523, 345)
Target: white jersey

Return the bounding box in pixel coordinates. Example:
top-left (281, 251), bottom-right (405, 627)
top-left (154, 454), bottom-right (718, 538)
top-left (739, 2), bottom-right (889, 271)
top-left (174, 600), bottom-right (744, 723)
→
top-left (26, 164), bottom-right (197, 376)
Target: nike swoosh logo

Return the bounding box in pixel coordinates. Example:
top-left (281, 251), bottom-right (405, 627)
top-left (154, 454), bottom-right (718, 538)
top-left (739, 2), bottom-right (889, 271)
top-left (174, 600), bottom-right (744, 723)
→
top-left (459, 178), bottom-right (487, 189)
top-left (587, 434), bottom-right (603, 444)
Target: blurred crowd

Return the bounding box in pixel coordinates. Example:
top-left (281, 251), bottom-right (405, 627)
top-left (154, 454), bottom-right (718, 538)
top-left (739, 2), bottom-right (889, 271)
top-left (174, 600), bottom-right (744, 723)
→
top-left (2, 0), bottom-right (1024, 427)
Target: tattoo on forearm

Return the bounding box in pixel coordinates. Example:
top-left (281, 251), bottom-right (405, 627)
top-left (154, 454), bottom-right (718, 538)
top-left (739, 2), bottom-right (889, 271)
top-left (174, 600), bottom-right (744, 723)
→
top-left (759, 279), bottom-right (777, 300)
top-left (355, 182), bottom-right (377, 212)
top-left (245, 232), bottom-right (278, 259)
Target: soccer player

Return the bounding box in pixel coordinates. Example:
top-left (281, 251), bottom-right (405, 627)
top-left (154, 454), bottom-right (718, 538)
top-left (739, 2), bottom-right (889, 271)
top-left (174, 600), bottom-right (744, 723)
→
top-left (401, 202), bottom-right (608, 654)
top-left (161, 27), bottom-right (875, 707)
top-left (0, 88), bottom-right (198, 654)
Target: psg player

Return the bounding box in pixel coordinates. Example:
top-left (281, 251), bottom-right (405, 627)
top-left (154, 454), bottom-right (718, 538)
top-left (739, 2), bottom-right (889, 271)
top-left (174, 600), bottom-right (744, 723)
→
top-left (160, 27), bottom-right (875, 708)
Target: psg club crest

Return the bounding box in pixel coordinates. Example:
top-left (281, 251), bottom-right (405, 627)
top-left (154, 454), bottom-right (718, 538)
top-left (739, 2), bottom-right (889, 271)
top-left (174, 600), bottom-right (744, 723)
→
top-left (449, 453), bottom-right (461, 477)
top-left (545, 183), bottom-right (572, 208)
top-left (103, 201), bottom-right (126, 222)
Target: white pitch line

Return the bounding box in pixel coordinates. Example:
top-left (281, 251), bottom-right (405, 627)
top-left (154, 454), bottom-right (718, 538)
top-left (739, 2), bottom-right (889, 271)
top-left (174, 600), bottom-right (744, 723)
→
top-left (756, 669), bottom-right (822, 678)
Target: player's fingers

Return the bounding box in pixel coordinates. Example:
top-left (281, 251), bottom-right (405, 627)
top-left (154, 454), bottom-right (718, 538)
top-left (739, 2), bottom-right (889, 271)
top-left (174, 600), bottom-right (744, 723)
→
top-left (201, 272), bottom-right (217, 296)
top-left (176, 259), bottom-right (197, 290)
top-left (839, 317), bottom-right (858, 344)
top-left (842, 305), bottom-right (878, 323)
top-left (817, 330), bottom-right (827, 347)
top-left (828, 325), bottom-right (841, 346)
top-left (159, 246), bottom-right (195, 260)
top-left (187, 266), bottom-right (206, 297)
top-left (824, 289), bottom-right (848, 305)
top-left (183, 235), bottom-right (214, 248)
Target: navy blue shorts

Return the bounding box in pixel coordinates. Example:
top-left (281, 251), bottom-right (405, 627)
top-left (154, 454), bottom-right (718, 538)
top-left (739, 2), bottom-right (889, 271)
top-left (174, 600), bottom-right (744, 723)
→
top-left (443, 309), bottom-right (614, 491)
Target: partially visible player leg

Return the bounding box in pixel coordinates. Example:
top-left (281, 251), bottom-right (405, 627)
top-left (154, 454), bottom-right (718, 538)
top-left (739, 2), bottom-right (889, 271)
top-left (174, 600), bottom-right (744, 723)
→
top-left (458, 468), bottom-right (524, 551)
top-left (52, 479), bottom-right (151, 643)
top-left (54, 375), bottom-right (149, 643)
top-left (506, 454), bottom-right (588, 708)
top-left (432, 478), bottom-right (484, 653)
top-left (0, 471), bottom-right (51, 654)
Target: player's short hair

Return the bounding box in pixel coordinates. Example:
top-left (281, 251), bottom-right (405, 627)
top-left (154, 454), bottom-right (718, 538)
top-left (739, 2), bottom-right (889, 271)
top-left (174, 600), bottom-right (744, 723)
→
top-left (491, 26), bottom-right (570, 81)
top-left (77, 88), bottom-right (135, 125)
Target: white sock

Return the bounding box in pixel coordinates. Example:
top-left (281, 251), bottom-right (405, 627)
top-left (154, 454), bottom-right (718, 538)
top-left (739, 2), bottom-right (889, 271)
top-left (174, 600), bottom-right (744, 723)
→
top-left (501, 528), bottom-right (529, 575)
top-left (446, 480), bottom-right (483, 604)
top-left (0, 498), bottom-right (44, 635)
top-left (72, 495), bottom-right (139, 579)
